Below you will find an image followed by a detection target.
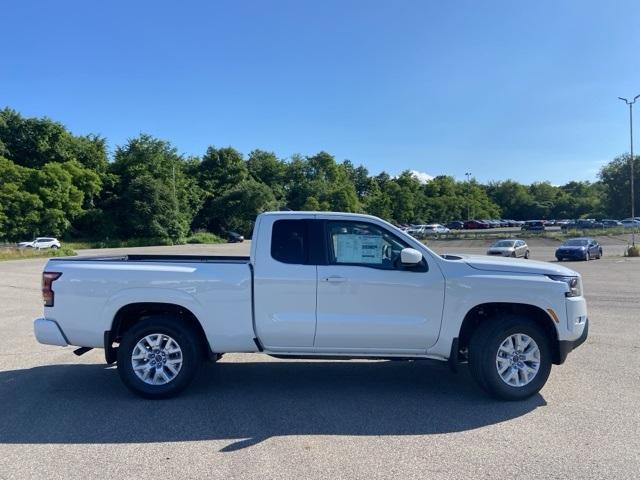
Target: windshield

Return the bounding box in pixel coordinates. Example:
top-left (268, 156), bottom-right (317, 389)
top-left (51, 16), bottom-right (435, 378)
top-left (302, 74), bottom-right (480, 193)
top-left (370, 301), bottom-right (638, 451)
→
top-left (563, 239), bottom-right (588, 246)
top-left (492, 240), bottom-right (515, 247)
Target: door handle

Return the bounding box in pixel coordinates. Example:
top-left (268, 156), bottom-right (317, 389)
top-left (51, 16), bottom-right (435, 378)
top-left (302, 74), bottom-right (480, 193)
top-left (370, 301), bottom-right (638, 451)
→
top-left (324, 275), bottom-right (347, 283)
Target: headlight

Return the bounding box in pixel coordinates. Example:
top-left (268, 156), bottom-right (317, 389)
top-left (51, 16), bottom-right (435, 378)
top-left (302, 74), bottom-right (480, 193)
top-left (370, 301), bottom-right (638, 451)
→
top-left (547, 275), bottom-right (582, 297)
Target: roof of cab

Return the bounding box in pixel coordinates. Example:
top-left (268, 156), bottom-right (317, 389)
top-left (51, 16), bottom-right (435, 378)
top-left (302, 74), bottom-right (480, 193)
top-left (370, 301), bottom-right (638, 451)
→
top-left (260, 211), bottom-right (382, 221)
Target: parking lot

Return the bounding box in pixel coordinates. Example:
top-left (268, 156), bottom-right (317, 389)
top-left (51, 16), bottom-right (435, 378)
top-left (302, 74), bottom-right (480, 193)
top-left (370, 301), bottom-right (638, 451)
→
top-left (1, 241), bottom-right (639, 479)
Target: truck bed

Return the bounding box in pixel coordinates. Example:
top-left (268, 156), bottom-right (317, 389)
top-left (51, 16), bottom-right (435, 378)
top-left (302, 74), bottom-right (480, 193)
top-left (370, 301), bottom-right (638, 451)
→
top-left (49, 254), bottom-right (251, 263)
top-left (43, 254), bottom-right (256, 351)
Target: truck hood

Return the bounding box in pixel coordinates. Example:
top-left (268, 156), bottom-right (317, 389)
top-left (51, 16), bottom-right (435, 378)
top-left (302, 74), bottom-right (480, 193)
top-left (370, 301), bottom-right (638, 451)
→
top-left (448, 254), bottom-right (578, 276)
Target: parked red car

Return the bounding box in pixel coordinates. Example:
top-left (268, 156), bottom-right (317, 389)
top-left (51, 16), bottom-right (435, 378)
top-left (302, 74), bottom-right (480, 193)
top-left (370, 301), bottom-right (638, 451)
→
top-left (464, 220), bottom-right (490, 229)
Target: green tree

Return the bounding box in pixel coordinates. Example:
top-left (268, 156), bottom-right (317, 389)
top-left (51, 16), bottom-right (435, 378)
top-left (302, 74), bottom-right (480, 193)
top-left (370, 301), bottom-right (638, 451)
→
top-left (247, 150), bottom-right (286, 200)
top-left (107, 135), bottom-right (203, 240)
top-left (599, 154), bottom-right (639, 218)
top-left (202, 178), bottom-right (278, 235)
top-left (0, 157), bottom-right (42, 239)
top-left (198, 146), bottom-right (248, 193)
top-left (0, 108), bottom-right (108, 174)
top-left (283, 152), bottom-right (360, 212)
top-left (486, 180), bottom-right (534, 220)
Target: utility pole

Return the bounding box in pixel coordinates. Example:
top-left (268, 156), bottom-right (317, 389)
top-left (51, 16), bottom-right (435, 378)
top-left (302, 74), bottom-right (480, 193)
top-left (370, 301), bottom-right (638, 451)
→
top-left (465, 172), bottom-right (472, 220)
top-left (618, 95), bottom-right (639, 246)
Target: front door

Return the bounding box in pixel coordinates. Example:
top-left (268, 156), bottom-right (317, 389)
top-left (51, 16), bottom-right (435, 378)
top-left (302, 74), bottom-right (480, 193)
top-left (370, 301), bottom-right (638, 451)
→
top-left (315, 219), bottom-right (445, 354)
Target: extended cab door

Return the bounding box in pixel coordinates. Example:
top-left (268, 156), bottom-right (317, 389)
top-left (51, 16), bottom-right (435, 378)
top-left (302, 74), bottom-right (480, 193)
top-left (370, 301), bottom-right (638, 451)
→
top-left (315, 219), bottom-right (445, 354)
top-left (252, 216), bottom-right (320, 350)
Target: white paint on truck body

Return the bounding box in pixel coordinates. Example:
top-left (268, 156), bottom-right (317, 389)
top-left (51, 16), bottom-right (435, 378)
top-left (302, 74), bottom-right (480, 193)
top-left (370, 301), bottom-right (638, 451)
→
top-left (37, 211), bottom-right (587, 362)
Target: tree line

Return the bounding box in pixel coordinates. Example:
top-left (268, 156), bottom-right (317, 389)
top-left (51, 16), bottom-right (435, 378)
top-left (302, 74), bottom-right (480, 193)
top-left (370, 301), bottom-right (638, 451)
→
top-left (0, 108), bottom-right (637, 241)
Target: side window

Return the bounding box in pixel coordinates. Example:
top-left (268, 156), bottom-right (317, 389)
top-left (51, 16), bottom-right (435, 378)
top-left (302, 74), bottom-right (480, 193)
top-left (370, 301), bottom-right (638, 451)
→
top-left (327, 221), bottom-right (410, 269)
top-left (271, 220), bottom-right (308, 264)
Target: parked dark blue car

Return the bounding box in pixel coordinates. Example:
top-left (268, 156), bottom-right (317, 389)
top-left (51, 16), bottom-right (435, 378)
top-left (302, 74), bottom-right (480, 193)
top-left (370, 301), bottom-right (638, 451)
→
top-left (555, 237), bottom-right (602, 261)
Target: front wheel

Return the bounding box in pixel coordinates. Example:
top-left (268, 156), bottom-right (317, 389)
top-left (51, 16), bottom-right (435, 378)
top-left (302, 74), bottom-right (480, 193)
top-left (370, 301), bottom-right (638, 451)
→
top-left (524, 250), bottom-right (530, 259)
top-left (117, 315), bottom-right (203, 399)
top-left (469, 315), bottom-right (552, 400)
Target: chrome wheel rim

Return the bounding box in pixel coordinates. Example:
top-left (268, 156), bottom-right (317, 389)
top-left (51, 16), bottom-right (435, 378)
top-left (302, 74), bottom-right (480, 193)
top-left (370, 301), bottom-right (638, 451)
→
top-left (495, 333), bottom-right (540, 387)
top-left (131, 333), bottom-right (183, 385)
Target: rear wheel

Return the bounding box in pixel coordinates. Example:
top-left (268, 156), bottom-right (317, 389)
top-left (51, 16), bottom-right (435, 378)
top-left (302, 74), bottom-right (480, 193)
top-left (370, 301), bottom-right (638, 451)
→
top-left (117, 315), bottom-right (203, 399)
top-left (469, 315), bottom-right (552, 400)
top-left (51, 245), bottom-right (59, 250)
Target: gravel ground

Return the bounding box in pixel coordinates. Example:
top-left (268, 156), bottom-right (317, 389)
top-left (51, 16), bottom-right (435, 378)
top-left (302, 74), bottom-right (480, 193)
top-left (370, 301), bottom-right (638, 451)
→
top-left (0, 241), bottom-right (638, 479)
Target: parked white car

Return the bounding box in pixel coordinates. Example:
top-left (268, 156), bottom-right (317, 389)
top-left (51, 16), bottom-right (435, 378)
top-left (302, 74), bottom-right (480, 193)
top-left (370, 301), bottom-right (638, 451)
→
top-left (487, 239), bottom-right (530, 258)
top-left (407, 224), bottom-right (450, 237)
top-left (18, 237), bottom-right (61, 249)
top-left (34, 211), bottom-right (588, 400)
top-left (423, 224), bottom-right (451, 235)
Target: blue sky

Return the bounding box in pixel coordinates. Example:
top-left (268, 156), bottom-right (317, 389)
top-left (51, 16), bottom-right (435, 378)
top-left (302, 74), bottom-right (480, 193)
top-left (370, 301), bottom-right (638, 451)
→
top-left (2, 0), bottom-right (639, 184)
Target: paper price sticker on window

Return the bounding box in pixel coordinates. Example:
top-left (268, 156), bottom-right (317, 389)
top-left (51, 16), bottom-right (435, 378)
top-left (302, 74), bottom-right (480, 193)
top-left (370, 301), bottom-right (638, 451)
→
top-left (335, 234), bottom-right (384, 264)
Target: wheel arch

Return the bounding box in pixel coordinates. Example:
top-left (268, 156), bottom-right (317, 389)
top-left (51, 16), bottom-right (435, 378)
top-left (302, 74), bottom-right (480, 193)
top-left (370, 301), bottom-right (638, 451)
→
top-left (457, 302), bottom-right (562, 364)
top-left (105, 302), bottom-right (212, 364)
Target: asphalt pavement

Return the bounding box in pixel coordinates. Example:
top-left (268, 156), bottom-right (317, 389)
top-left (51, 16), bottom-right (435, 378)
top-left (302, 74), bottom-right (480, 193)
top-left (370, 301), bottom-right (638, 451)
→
top-left (0, 241), bottom-right (638, 479)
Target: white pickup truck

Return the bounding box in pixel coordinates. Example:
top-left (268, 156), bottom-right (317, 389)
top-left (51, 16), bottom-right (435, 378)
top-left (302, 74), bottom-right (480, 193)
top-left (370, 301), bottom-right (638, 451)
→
top-left (34, 211), bottom-right (588, 400)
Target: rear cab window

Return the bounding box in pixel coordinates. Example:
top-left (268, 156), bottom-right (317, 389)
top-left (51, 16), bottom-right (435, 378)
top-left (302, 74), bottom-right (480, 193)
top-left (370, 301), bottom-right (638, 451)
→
top-left (271, 219), bottom-right (309, 264)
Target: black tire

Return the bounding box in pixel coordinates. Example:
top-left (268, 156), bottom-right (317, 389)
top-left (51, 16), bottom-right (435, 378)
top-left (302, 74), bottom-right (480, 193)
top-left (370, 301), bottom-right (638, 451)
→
top-left (117, 315), bottom-right (203, 399)
top-left (469, 315), bottom-right (552, 401)
top-left (598, 248), bottom-right (602, 259)
top-left (585, 251), bottom-right (590, 261)
top-left (524, 250), bottom-right (530, 259)
top-left (51, 245), bottom-right (59, 250)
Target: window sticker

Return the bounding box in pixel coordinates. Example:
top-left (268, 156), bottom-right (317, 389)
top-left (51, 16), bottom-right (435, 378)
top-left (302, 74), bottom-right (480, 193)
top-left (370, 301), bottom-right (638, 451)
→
top-left (335, 234), bottom-right (383, 264)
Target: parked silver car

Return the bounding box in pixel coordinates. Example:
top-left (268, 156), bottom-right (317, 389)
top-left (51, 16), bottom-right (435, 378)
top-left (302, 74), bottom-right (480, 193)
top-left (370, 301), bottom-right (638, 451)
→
top-left (486, 239), bottom-right (530, 258)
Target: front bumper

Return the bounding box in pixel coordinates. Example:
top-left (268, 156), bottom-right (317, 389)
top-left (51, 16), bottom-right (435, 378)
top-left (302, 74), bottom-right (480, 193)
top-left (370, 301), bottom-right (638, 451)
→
top-left (33, 318), bottom-right (68, 346)
top-left (556, 249), bottom-right (586, 260)
top-left (557, 318), bottom-right (588, 364)
top-left (487, 250), bottom-right (511, 257)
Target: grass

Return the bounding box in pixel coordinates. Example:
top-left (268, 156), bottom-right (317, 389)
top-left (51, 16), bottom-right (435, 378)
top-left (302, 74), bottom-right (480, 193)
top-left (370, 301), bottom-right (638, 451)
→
top-left (0, 246), bottom-right (77, 261)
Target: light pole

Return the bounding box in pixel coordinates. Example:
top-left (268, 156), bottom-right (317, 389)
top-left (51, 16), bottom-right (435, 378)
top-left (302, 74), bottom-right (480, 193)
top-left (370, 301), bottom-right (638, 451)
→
top-left (465, 172), bottom-right (472, 220)
top-left (618, 95), bottom-right (639, 246)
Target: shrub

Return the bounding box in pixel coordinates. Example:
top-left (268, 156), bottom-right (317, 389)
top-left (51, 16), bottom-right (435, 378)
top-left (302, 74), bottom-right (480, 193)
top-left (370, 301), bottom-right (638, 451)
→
top-left (626, 245), bottom-right (640, 257)
top-left (186, 231), bottom-right (224, 244)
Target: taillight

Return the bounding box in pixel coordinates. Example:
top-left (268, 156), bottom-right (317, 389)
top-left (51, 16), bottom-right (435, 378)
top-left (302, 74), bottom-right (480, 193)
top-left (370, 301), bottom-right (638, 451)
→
top-left (42, 272), bottom-right (62, 307)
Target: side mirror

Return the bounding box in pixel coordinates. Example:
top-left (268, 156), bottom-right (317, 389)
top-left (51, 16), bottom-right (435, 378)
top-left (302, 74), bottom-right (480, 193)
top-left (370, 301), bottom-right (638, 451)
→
top-left (401, 248), bottom-right (423, 266)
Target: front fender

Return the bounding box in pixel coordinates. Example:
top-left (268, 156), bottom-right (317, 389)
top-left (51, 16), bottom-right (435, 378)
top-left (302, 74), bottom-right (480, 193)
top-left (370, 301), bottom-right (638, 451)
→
top-left (427, 273), bottom-right (567, 358)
